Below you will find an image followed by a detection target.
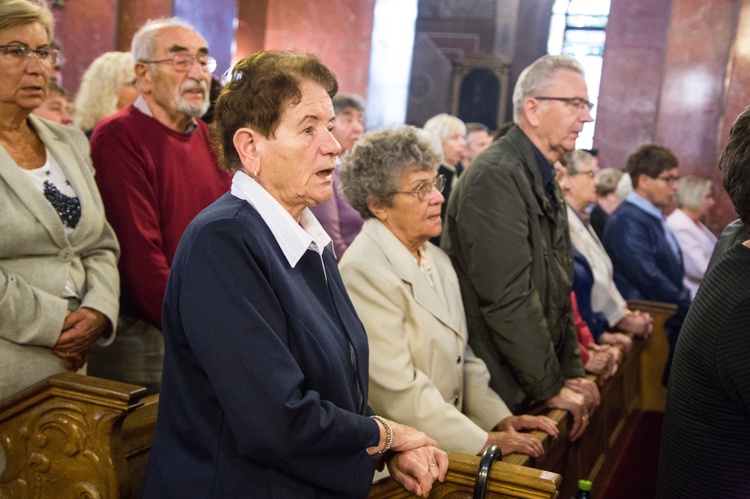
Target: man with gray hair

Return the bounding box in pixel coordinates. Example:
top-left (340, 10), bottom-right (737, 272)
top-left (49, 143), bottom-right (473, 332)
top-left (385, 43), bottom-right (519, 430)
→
top-left (442, 55), bottom-right (598, 440)
top-left (310, 93), bottom-right (365, 258)
top-left (88, 18), bottom-right (230, 393)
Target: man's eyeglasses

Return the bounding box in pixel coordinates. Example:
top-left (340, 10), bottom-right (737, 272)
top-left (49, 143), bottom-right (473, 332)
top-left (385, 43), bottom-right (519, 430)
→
top-left (0, 43), bottom-right (58, 66)
top-left (394, 174), bottom-right (446, 201)
top-left (534, 96), bottom-right (594, 112)
top-left (655, 175), bottom-right (680, 186)
top-left (572, 170), bottom-right (596, 178)
top-left (140, 53), bottom-right (217, 74)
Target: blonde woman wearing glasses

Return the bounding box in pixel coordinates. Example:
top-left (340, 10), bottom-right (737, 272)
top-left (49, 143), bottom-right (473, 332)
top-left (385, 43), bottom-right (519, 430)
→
top-left (340, 126), bottom-right (559, 459)
top-left (0, 0), bottom-right (119, 400)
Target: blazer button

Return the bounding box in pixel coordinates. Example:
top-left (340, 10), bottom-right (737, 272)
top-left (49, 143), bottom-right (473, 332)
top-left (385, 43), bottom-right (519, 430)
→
top-left (453, 395), bottom-right (459, 406)
top-left (456, 355), bottom-right (461, 364)
top-left (58, 248), bottom-right (74, 262)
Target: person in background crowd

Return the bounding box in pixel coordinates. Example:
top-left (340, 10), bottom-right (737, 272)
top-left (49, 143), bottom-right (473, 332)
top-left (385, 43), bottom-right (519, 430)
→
top-left (464, 122), bottom-right (492, 166)
top-left (0, 0), bottom-right (119, 400)
top-left (560, 150), bottom-right (653, 343)
top-left (590, 167), bottom-right (623, 240)
top-left (142, 50), bottom-right (448, 499)
top-left (603, 144), bottom-right (690, 386)
top-left (87, 17), bottom-right (230, 394)
top-left (657, 103), bottom-right (750, 499)
top-left (31, 79), bottom-right (72, 125)
top-left (666, 176), bottom-right (717, 299)
top-left (441, 55), bottom-right (599, 440)
top-left (309, 92), bottom-right (365, 258)
top-left (423, 113), bottom-right (466, 245)
top-left (340, 126), bottom-right (559, 458)
top-left (554, 160), bottom-right (624, 378)
top-left (73, 51), bottom-right (137, 137)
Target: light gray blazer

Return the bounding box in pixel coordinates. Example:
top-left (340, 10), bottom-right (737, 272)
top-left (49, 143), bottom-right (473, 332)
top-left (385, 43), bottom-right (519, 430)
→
top-left (340, 219), bottom-right (510, 454)
top-left (0, 115), bottom-right (120, 400)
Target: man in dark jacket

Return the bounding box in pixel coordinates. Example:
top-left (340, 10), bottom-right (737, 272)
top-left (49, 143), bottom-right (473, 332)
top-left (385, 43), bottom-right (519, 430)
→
top-left (602, 144), bottom-right (689, 385)
top-left (442, 55), bottom-right (598, 441)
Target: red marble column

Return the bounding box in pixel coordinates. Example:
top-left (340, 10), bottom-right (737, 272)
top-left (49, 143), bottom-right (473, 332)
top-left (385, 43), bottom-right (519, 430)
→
top-left (594, 0), bottom-right (672, 171)
top-left (654, 1), bottom-right (737, 178)
top-left (711, 1), bottom-right (750, 232)
top-left (116, 0), bottom-right (173, 53)
top-left (260, 0), bottom-right (376, 97)
top-left (235, 0), bottom-right (268, 65)
top-left (53, 0), bottom-right (118, 93)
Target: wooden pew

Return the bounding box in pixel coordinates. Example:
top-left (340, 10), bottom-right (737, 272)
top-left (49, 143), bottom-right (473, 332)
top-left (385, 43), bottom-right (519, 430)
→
top-left (0, 299), bottom-right (672, 498)
top-left (0, 373), bottom-right (155, 499)
top-left (369, 452), bottom-right (562, 498)
top-left (626, 299), bottom-right (677, 411)
top-left (0, 373), bottom-right (559, 498)
top-left (497, 299), bottom-right (675, 498)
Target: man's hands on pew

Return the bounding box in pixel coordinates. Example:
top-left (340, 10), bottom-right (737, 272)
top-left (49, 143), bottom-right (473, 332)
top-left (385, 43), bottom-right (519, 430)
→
top-left (565, 377), bottom-right (600, 413)
top-left (483, 413), bottom-right (560, 458)
top-left (547, 382), bottom-right (596, 441)
top-left (53, 307), bottom-right (111, 371)
top-left (386, 445), bottom-right (448, 498)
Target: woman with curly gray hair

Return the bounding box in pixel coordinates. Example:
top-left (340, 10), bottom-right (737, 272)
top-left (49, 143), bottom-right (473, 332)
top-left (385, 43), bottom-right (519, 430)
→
top-left (339, 126), bottom-right (559, 458)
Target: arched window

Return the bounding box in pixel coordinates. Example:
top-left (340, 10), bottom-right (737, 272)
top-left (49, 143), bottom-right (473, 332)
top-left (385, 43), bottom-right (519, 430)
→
top-left (548, 0), bottom-right (610, 149)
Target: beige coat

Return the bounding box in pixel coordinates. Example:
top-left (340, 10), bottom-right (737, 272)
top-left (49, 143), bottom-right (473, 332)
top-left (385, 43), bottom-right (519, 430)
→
top-left (0, 116), bottom-right (120, 400)
top-left (339, 219), bottom-right (510, 454)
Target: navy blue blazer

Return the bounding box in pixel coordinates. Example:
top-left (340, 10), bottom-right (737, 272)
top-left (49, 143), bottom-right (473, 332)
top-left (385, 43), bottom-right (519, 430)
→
top-left (142, 193), bottom-right (379, 498)
top-left (602, 200), bottom-right (690, 338)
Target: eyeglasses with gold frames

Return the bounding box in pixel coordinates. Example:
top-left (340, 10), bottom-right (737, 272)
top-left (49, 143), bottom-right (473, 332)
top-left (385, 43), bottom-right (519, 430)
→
top-left (394, 174), bottom-right (446, 201)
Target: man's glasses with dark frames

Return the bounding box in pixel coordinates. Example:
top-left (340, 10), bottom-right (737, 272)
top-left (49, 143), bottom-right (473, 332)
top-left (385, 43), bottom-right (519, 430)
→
top-left (534, 96), bottom-right (594, 112)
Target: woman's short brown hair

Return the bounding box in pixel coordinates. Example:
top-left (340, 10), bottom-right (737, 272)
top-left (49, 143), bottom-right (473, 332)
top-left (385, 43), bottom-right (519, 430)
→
top-left (211, 50), bottom-right (338, 172)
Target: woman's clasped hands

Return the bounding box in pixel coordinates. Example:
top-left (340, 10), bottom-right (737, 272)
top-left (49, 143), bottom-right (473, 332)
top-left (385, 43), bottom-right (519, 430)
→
top-left (371, 419), bottom-right (449, 498)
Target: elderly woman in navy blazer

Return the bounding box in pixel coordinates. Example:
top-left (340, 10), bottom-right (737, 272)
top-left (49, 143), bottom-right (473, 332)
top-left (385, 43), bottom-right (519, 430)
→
top-left (339, 126), bottom-right (559, 458)
top-left (0, 0), bottom-right (119, 401)
top-left (142, 51), bottom-right (448, 498)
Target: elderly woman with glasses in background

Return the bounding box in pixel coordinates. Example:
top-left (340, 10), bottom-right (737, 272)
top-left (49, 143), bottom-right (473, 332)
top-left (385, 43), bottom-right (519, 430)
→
top-left (0, 0), bottom-right (119, 401)
top-left (339, 126), bottom-right (559, 460)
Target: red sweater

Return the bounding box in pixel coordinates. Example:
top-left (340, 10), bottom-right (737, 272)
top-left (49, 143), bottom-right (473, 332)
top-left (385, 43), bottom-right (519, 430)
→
top-left (91, 106), bottom-right (230, 328)
top-left (571, 291), bottom-right (595, 365)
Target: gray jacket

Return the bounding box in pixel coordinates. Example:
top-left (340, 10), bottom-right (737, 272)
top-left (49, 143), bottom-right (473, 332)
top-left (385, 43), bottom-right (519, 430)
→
top-left (0, 115), bottom-right (120, 400)
top-left (442, 125), bottom-right (584, 412)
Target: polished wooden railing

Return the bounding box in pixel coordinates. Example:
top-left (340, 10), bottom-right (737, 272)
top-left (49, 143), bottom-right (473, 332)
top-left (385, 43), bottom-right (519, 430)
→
top-left (0, 300), bottom-right (675, 498)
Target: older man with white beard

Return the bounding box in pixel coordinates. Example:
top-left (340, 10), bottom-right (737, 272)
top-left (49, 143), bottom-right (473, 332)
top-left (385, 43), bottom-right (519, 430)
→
top-left (88, 18), bottom-right (230, 394)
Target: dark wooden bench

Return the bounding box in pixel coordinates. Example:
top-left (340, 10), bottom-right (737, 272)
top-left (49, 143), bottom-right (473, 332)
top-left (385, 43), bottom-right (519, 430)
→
top-left (0, 300), bottom-right (674, 498)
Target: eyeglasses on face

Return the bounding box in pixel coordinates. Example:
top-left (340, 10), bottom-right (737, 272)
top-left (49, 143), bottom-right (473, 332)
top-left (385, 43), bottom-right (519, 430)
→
top-left (534, 96), bottom-right (594, 112)
top-left (655, 175), bottom-right (680, 185)
top-left (572, 170), bottom-right (596, 178)
top-left (0, 43), bottom-right (58, 66)
top-left (394, 174), bottom-right (446, 201)
top-left (140, 53), bottom-right (217, 74)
